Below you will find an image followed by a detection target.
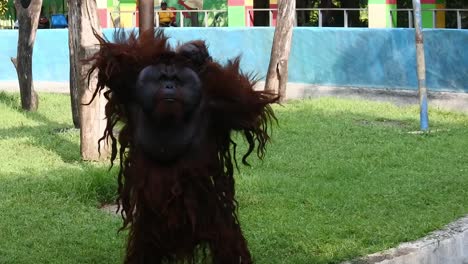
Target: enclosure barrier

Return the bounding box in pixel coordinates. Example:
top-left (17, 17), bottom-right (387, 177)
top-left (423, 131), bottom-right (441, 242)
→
top-left (110, 9), bottom-right (227, 28)
top-left (247, 8), bottom-right (368, 27)
top-left (390, 8), bottom-right (468, 28)
top-left (244, 7), bottom-right (467, 28)
top-left (1, 28), bottom-right (466, 93)
top-left (296, 8), bottom-right (368, 27)
top-left (3, 8), bottom-right (466, 29)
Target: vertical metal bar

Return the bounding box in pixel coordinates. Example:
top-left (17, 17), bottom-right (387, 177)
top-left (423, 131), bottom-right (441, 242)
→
top-left (155, 12), bottom-right (159, 27)
top-left (204, 11), bottom-right (208, 27)
top-left (432, 10), bottom-right (436, 28)
top-left (412, 0), bottom-right (429, 131)
top-left (457, 10), bottom-right (461, 29)
top-left (269, 9), bottom-right (273, 27)
top-left (180, 11), bottom-right (184, 27)
top-left (390, 9), bottom-right (396, 27)
top-left (408, 10), bottom-right (413, 28)
top-left (390, 9), bottom-right (395, 27)
top-left (389, 10), bottom-right (393, 27)
top-left (344, 10), bottom-right (348, 27)
top-left (318, 9), bottom-right (322, 27)
top-left (294, 9), bottom-right (298, 27)
top-left (139, 0), bottom-right (154, 34)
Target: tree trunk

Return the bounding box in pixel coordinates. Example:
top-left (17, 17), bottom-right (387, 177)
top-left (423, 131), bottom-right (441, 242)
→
top-left (14, 0), bottom-right (42, 111)
top-left (264, 0), bottom-right (295, 102)
top-left (69, 51), bottom-right (80, 128)
top-left (68, 0), bottom-right (109, 161)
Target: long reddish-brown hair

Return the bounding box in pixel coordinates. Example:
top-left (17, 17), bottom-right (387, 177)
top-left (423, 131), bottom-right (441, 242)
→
top-left (87, 29), bottom-right (279, 263)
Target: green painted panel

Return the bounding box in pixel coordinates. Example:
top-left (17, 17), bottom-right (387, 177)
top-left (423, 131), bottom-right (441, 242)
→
top-left (386, 4), bottom-right (397, 27)
top-left (120, 3), bottom-right (136, 8)
top-left (421, 3), bottom-right (436, 28)
top-left (42, 0), bottom-right (67, 14)
top-left (228, 6), bottom-right (244, 26)
top-left (368, 0), bottom-right (386, 4)
top-left (161, 0), bottom-right (227, 27)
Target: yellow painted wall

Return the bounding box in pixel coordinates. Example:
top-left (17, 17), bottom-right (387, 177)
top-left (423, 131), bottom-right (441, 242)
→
top-left (120, 4), bottom-right (137, 28)
top-left (368, 4), bottom-right (387, 28)
top-left (436, 3), bottom-right (445, 28)
top-left (96, 0), bottom-right (107, 8)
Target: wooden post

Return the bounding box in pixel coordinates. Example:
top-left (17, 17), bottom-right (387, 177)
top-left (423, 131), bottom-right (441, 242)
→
top-left (264, 0), bottom-right (295, 102)
top-left (68, 0), bottom-right (109, 160)
top-left (412, 0), bottom-right (429, 131)
top-left (139, 0), bottom-right (154, 34)
top-left (14, 0), bottom-right (42, 111)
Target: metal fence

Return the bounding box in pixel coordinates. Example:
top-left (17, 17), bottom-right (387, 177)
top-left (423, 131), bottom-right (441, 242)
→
top-left (2, 7), bottom-right (466, 29)
top-left (109, 9), bottom-right (227, 28)
top-left (389, 8), bottom-right (468, 29)
top-left (0, 19), bottom-right (14, 29)
top-left (248, 7), bottom-right (467, 28)
top-left (247, 8), bottom-right (368, 27)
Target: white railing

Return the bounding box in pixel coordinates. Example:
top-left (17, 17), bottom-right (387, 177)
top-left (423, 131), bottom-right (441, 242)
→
top-left (109, 9), bottom-right (227, 28)
top-left (389, 8), bottom-right (468, 29)
top-left (0, 19), bottom-right (14, 29)
top-left (247, 7), bottom-right (367, 27)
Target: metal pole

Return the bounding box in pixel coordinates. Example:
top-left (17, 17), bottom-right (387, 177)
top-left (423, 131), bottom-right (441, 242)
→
top-left (412, 0), bottom-right (429, 131)
top-left (180, 11), bottom-right (184, 27)
top-left (139, 0), bottom-right (154, 34)
top-left (344, 10), bottom-right (348, 27)
top-left (318, 10), bottom-right (322, 27)
top-left (269, 10), bottom-right (273, 27)
top-left (155, 12), bottom-right (160, 27)
top-left (408, 10), bottom-right (413, 28)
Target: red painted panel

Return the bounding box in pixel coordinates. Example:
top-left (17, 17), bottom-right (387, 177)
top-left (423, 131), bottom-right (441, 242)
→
top-left (270, 4), bottom-right (277, 26)
top-left (98, 9), bottom-right (107, 28)
top-left (135, 10), bottom-right (139, 27)
top-left (386, 0), bottom-right (397, 4)
top-left (228, 0), bottom-right (244, 6)
top-left (420, 0), bottom-right (436, 3)
top-left (246, 6), bottom-right (253, 26)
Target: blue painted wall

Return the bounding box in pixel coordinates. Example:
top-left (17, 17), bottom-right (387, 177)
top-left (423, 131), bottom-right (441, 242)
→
top-left (0, 28), bottom-right (467, 92)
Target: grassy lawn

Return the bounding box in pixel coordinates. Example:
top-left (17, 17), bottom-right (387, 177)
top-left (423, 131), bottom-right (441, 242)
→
top-left (1, 91), bottom-right (467, 263)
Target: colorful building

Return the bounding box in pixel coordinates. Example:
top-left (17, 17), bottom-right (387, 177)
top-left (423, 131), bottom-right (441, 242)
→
top-left (368, 0), bottom-right (447, 28)
top-left (368, 0), bottom-right (397, 28)
top-left (98, 0), bottom-right (228, 28)
top-left (0, 0), bottom-right (455, 29)
top-left (421, 0), bottom-right (446, 28)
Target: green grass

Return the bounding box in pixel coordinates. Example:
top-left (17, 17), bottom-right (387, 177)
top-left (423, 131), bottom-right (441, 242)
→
top-left (1, 91), bottom-right (468, 263)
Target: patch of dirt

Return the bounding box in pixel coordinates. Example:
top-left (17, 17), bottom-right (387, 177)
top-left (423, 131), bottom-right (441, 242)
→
top-left (356, 118), bottom-right (411, 128)
top-left (52, 127), bottom-right (79, 134)
top-left (100, 203), bottom-right (120, 215)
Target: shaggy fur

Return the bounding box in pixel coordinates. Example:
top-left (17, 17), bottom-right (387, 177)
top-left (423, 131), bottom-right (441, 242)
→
top-left (87, 29), bottom-right (279, 264)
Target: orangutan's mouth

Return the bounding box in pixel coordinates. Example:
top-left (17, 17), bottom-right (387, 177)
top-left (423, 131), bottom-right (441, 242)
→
top-left (162, 97), bottom-right (177, 103)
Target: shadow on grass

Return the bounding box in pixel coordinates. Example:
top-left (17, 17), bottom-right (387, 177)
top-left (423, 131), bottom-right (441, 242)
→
top-left (0, 164), bottom-right (118, 207)
top-left (0, 92), bottom-right (80, 162)
top-left (0, 165), bottom-right (124, 264)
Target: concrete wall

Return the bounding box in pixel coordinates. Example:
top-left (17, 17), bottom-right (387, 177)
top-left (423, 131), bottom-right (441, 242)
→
top-left (343, 215), bottom-right (468, 264)
top-left (0, 28), bottom-right (466, 92)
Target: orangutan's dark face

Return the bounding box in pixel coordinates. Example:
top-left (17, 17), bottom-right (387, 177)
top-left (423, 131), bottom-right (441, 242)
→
top-left (134, 63), bottom-right (202, 124)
